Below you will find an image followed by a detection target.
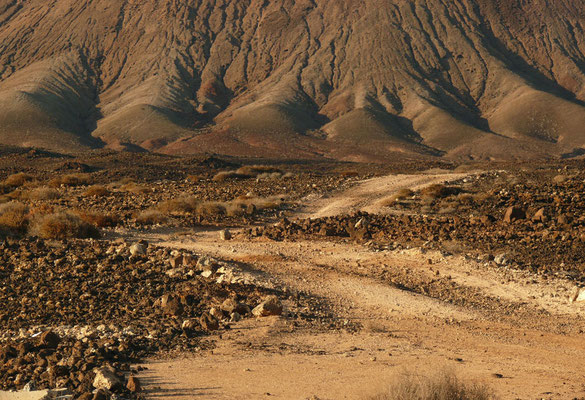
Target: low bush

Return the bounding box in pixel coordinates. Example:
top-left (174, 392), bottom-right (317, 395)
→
top-left (420, 184), bottom-right (460, 200)
top-left (135, 210), bottom-right (168, 225)
top-left (83, 185), bottom-right (110, 197)
top-left (25, 187), bottom-right (61, 201)
top-left (236, 165), bottom-right (282, 176)
top-left (0, 202), bottom-right (30, 235)
top-left (77, 211), bottom-right (120, 227)
top-left (213, 165), bottom-right (284, 182)
top-left (30, 212), bottom-right (99, 239)
top-left (381, 188), bottom-right (415, 206)
top-left (49, 173), bottom-right (91, 187)
top-left (158, 196), bottom-right (200, 214)
top-left (196, 202), bottom-right (226, 217)
top-left (120, 182), bottom-right (150, 195)
top-left (212, 171), bottom-right (249, 182)
top-left (4, 173), bottom-right (35, 187)
top-left (368, 370), bottom-right (495, 400)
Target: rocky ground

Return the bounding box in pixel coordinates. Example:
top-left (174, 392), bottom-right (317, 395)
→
top-left (0, 152), bottom-right (584, 399)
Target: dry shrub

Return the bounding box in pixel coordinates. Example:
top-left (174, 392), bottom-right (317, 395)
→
top-left (236, 165), bottom-right (282, 176)
top-left (83, 185), bottom-right (109, 197)
top-left (456, 193), bottom-right (474, 205)
top-left (213, 165), bottom-right (284, 182)
top-left (120, 182), bottom-right (150, 195)
top-left (196, 202), bottom-right (226, 217)
top-left (0, 202), bottom-right (30, 235)
top-left (251, 196), bottom-right (285, 211)
top-left (109, 177), bottom-right (134, 189)
top-left (420, 184), bottom-right (460, 200)
top-left (472, 192), bottom-right (492, 203)
top-left (4, 173), bottom-right (35, 187)
top-left (50, 173), bottom-right (91, 187)
top-left (158, 196), bottom-right (200, 214)
top-left (381, 188), bottom-right (414, 206)
top-left (256, 172), bottom-right (283, 180)
top-left (212, 171), bottom-right (247, 182)
top-left (31, 212), bottom-right (99, 239)
top-left (135, 210), bottom-right (168, 225)
top-left (25, 187), bottom-right (61, 201)
top-left (77, 211), bottom-right (120, 227)
top-left (225, 202), bottom-right (248, 217)
top-left (369, 370), bottom-right (495, 400)
top-left (340, 170), bottom-right (359, 177)
top-left (186, 175), bottom-right (203, 183)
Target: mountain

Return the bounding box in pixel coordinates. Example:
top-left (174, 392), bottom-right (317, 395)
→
top-left (1, 0), bottom-right (585, 161)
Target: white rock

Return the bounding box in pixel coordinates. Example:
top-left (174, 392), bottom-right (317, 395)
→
top-left (572, 287), bottom-right (585, 303)
top-left (219, 229), bottom-right (232, 241)
top-left (252, 296), bottom-right (283, 317)
top-left (93, 367), bottom-right (121, 390)
top-left (129, 243), bottom-right (147, 257)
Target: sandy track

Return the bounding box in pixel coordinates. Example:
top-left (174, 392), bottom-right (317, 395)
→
top-left (301, 171), bottom-right (470, 218)
top-left (133, 172), bottom-right (585, 399)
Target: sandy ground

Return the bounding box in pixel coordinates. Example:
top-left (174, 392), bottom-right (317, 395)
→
top-left (134, 172), bottom-right (585, 400)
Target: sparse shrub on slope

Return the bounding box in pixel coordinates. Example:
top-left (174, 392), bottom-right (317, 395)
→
top-left (420, 184), bottom-right (461, 200)
top-left (31, 212), bottom-right (100, 239)
top-left (158, 196), bottom-right (200, 214)
top-left (83, 185), bottom-right (110, 197)
top-left (76, 211), bottom-right (120, 227)
top-left (381, 188), bottom-right (414, 206)
top-left (25, 187), bottom-right (61, 201)
top-left (236, 165), bottom-right (282, 176)
top-left (213, 165), bottom-right (285, 182)
top-left (0, 202), bottom-right (30, 235)
top-left (49, 173), bottom-right (91, 187)
top-left (212, 171), bottom-right (248, 182)
top-left (368, 370), bottom-right (496, 400)
top-left (120, 182), bottom-right (150, 194)
top-left (135, 210), bottom-right (168, 225)
top-left (3, 173), bottom-right (35, 187)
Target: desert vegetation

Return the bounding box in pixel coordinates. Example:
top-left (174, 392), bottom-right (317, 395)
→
top-left (368, 370), bottom-right (495, 400)
top-left (49, 173), bottom-right (91, 187)
top-left (30, 211), bottom-right (99, 239)
top-left (212, 165), bottom-right (286, 181)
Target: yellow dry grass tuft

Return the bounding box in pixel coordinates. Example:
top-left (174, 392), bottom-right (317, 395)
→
top-left (135, 210), bottom-right (168, 225)
top-left (83, 185), bottom-right (110, 197)
top-left (4, 173), bottom-right (35, 187)
top-left (30, 212), bottom-right (100, 239)
top-left (0, 202), bottom-right (30, 235)
top-left (368, 370), bottom-right (496, 400)
top-left (49, 173), bottom-right (91, 187)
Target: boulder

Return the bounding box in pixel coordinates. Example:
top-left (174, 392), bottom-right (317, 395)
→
top-left (252, 296), bottom-right (283, 317)
top-left (181, 319), bottom-right (198, 331)
top-left (503, 206), bottom-right (526, 223)
top-left (169, 255), bottom-right (183, 268)
top-left (126, 376), bottom-right (141, 393)
top-left (199, 312), bottom-right (219, 331)
top-left (128, 243), bottom-right (147, 257)
top-left (39, 331), bottom-right (60, 349)
top-left (220, 298), bottom-right (249, 315)
top-left (572, 287), bottom-right (585, 303)
top-left (93, 366), bottom-right (122, 391)
top-left (531, 208), bottom-right (547, 223)
top-left (219, 229), bottom-right (232, 241)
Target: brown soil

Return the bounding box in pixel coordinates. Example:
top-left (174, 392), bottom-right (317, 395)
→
top-left (130, 172), bottom-right (585, 400)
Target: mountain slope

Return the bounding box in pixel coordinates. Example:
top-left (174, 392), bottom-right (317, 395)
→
top-left (1, 0), bottom-right (585, 160)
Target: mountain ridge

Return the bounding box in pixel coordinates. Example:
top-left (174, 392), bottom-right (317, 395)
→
top-left (1, 0), bottom-right (585, 161)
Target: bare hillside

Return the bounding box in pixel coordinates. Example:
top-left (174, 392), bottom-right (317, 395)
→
top-left (1, 0), bottom-right (585, 160)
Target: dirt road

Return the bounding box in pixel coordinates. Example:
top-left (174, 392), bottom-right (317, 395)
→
top-left (135, 172), bottom-right (585, 400)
